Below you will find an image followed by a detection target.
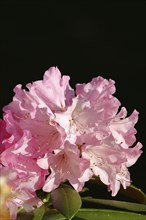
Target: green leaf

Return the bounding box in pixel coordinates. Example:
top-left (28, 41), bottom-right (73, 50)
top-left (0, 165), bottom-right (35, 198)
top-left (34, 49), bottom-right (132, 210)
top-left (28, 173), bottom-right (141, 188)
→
top-left (17, 209), bottom-right (146, 220)
top-left (82, 197), bottom-right (146, 212)
top-left (120, 184), bottom-right (146, 204)
top-left (51, 184), bottom-right (82, 220)
top-left (87, 178), bottom-right (146, 204)
top-left (33, 204), bottom-right (45, 220)
top-left (43, 209), bottom-right (66, 220)
top-left (74, 209), bottom-right (146, 220)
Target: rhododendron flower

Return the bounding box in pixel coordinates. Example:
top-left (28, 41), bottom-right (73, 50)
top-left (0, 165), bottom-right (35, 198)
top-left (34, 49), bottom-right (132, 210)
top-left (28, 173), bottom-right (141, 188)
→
top-left (0, 165), bottom-right (43, 219)
top-left (37, 140), bottom-right (92, 192)
top-left (26, 67), bottom-right (74, 113)
top-left (0, 67), bottom-right (143, 219)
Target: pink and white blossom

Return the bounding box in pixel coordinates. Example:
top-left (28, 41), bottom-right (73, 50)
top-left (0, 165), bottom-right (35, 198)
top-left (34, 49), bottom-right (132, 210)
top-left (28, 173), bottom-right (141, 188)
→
top-left (0, 165), bottom-right (43, 219)
top-left (37, 140), bottom-right (92, 192)
top-left (0, 67), bottom-right (143, 219)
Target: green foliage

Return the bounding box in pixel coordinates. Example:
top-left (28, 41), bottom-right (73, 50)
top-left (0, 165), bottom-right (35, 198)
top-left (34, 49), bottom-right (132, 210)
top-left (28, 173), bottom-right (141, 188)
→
top-left (43, 210), bottom-right (66, 220)
top-left (87, 177), bottom-right (146, 204)
top-left (74, 209), bottom-right (146, 220)
top-left (82, 197), bottom-right (146, 212)
top-left (50, 184), bottom-right (82, 220)
top-left (16, 181), bottom-right (146, 220)
top-left (33, 205), bottom-right (45, 220)
top-left (120, 184), bottom-right (146, 204)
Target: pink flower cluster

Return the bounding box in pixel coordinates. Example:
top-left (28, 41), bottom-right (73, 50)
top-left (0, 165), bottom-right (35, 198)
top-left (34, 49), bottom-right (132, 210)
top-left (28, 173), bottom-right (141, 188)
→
top-left (0, 67), bottom-right (143, 219)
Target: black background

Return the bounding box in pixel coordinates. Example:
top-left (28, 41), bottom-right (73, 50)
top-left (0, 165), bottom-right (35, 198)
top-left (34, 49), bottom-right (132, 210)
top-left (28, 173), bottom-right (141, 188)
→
top-left (0, 1), bottom-right (146, 193)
